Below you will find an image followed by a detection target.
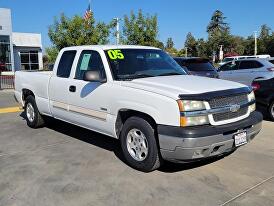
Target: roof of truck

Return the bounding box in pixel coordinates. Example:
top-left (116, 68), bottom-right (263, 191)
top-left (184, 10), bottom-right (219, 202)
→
top-left (61, 45), bottom-right (160, 51)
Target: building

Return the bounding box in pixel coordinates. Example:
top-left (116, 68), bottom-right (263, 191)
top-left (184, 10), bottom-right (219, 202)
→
top-left (0, 8), bottom-right (43, 72)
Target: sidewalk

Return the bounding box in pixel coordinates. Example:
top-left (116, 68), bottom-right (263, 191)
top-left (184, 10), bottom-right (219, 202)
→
top-left (0, 89), bottom-right (20, 108)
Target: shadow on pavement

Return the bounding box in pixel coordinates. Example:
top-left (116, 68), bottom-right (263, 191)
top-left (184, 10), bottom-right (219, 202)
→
top-left (20, 112), bottom-right (231, 173)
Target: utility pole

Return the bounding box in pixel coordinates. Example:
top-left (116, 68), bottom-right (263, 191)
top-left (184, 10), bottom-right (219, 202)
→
top-left (185, 47), bottom-right (188, 57)
top-left (254, 31), bottom-right (257, 56)
top-left (114, 17), bottom-right (120, 45)
top-left (219, 45), bottom-right (224, 62)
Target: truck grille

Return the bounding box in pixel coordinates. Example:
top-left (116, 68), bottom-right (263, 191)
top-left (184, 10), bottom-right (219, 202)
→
top-left (209, 94), bottom-right (249, 122)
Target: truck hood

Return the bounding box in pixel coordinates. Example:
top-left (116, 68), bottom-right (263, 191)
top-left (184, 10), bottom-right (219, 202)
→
top-left (120, 75), bottom-right (248, 99)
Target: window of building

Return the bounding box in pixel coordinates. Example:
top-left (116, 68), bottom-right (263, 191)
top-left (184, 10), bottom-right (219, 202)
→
top-left (20, 51), bottom-right (39, 70)
top-left (0, 35), bottom-right (12, 71)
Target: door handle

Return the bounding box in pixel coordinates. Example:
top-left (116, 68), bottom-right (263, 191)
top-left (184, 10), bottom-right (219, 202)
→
top-left (69, 85), bottom-right (76, 92)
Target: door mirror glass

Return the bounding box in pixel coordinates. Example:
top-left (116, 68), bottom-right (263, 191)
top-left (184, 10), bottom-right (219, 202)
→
top-left (83, 70), bottom-right (106, 83)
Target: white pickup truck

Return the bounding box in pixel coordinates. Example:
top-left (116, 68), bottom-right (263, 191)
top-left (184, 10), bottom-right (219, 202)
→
top-left (15, 45), bottom-right (263, 172)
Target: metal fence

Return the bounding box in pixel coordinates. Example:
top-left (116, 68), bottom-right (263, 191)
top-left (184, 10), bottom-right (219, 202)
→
top-left (0, 75), bottom-right (15, 89)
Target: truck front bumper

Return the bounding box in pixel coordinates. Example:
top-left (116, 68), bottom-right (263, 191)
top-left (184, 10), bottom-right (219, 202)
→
top-left (158, 111), bottom-right (263, 162)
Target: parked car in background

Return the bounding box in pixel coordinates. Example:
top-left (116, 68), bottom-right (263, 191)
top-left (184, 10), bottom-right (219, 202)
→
top-left (219, 55), bottom-right (271, 66)
top-left (174, 57), bottom-right (219, 78)
top-left (218, 58), bottom-right (274, 86)
top-left (252, 77), bottom-right (274, 120)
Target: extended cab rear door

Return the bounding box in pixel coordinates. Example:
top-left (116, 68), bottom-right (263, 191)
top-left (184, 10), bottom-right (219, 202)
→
top-left (48, 50), bottom-right (77, 120)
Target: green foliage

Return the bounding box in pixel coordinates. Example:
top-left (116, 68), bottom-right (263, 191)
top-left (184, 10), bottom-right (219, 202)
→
top-left (185, 32), bottom-right (198, 56)
top-left (45, 47), bottom-right (59, 63)
top-left (123, 10), bottom-right (163, 47)
top-left (207, 10), bottom-right (229, 35)
top-left (166, 37), bottom-right (174, 49)
top-left (48, 13), bottom-right (110, 50)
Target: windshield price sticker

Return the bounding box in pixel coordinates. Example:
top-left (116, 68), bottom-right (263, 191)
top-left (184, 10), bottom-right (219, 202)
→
top-left (107, 50), bottom-right (124, 60)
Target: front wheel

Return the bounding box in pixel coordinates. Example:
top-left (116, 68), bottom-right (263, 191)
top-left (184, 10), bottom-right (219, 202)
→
top-left (120, 116), bottom-right (162, 172)
top-left (268, 101), bottom-right (274, 121)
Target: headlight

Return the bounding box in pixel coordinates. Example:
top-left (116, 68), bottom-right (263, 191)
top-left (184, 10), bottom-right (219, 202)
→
top-left (248, 91), bottom-right (255, 102)
top-left (177, 100), bottom-right (209, 126)
top-left (247, 91), bottom-right (256, 113)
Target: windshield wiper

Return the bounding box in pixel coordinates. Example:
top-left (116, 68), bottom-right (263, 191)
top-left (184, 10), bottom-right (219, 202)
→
top-left (157, 72), bottom-right (183, 76)
top-left (119, 73), bottom-right (154, 80)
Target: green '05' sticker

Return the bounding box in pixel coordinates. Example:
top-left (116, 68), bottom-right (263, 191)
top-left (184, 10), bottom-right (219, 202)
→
top-left (107, 49), bottom-right (124, 60)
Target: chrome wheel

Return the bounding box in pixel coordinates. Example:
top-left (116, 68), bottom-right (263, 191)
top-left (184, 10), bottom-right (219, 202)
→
top-left (26, 103), bottom-right (35, 122)
top-left (126, 129), bottom-right (148, 161)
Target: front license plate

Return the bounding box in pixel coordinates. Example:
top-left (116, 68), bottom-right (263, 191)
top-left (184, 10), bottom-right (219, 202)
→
top-left (234, 131), bottom-right (247, 147)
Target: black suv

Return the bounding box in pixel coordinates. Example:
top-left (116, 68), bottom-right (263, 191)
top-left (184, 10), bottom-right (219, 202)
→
top-left (252, 77), bottom-right (274, 120)
top-left (174, 57), bottom-right (219, 78)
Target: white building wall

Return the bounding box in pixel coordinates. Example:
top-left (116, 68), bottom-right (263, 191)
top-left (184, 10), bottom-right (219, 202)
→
top-left (0, 8), bottom-right (14, 72)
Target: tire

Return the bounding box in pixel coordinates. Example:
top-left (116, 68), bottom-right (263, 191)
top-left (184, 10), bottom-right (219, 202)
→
top-left (268, 101), bottom-right (274, 121)
top-left (24, 96), bottom-right (45, 128)
top-left (120, 116), bottom-right (162, 172)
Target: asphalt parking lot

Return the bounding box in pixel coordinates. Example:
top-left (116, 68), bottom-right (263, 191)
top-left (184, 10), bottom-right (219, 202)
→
top-left (0, 90), bottom-right (273, 206)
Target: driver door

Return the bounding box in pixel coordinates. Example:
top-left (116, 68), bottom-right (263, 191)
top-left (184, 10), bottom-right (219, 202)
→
top-left (67, 50), bottom-right (112, 136)
top-left (218, 61), bottom-right (240, 82)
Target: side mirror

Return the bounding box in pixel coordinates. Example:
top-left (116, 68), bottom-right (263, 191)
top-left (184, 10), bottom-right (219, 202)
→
top-left (83, 70), bottom-right (106, 83)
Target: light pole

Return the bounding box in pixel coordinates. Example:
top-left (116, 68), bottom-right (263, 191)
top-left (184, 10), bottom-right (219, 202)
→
top-left (254, 31), bottom-right (257, 56)
top-left (113, 17), bottom-right (120, 45)
top-left (185, 47), bottom-right (188, 57)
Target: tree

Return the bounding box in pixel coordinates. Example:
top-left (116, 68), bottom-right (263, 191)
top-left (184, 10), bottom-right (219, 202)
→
top-left (184, 32), bottom-right (198, 56)
top-left (45, 47), bottom-right (59, 63)
top-left (207, 10), bottom-right (229, 35)
top-left (123, 10), bottom-right (163, 47)
top-left (166, 37), bottom-right (174, 49)
top-left (48, 13), bottom-right (110, 50)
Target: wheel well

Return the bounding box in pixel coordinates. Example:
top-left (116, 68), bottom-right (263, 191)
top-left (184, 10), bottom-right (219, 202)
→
top-left (115, 109), bottom-right (157, 139)
top-left (22, 89), bottom-right (35, 103)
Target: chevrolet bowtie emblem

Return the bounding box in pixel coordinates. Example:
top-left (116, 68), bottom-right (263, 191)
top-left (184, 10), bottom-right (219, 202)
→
top-left (230, 104), bottom-right (241, 112)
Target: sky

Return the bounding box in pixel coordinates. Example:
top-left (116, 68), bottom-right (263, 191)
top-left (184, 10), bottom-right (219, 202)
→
top-left (1, 0), bottom-right (274, 50)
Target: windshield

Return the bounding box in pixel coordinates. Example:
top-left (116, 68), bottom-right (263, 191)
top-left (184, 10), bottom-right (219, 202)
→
top-left (176, 59), bottom-right (215, 71)
top-left (105, 49), bottom-right (187, 80)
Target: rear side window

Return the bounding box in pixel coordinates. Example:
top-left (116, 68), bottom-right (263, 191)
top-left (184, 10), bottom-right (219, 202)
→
top-left (269, 60), bottom-right (274, 64)
top-left (57, 50), bottom-right (76, 78)
top-left (239, 60), bottom-right (263, 70)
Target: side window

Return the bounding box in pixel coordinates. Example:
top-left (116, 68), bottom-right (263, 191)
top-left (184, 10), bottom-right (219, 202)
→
top-left (254, 61), bottom-right (263, 68)
top-left (57, 50), bottom-right (76, 78)
top-left (239, 60), bottom-right (263, 70)
top-left (75, 50), bottom-right (106, 80)
top-left (219, 62), bottom-right (239, 71)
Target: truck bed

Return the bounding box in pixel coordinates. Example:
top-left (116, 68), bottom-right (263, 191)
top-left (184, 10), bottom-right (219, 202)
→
top-left (14, 70), bottom-right (53, 115)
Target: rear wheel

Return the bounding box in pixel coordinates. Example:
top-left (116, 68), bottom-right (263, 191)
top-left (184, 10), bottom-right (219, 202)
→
top-left (120, 116), bottom-right (161, 172)
top-left (25, 96), bottom-right (45, 128)
top-left (268, 101), bottom-right (274, 121)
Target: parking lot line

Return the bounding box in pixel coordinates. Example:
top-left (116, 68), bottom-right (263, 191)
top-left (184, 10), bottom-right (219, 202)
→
top-left (0, 106), bottom-right (23, 114)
